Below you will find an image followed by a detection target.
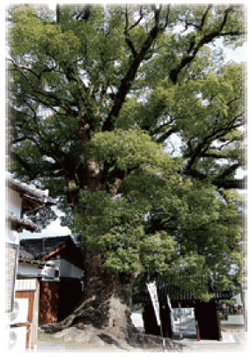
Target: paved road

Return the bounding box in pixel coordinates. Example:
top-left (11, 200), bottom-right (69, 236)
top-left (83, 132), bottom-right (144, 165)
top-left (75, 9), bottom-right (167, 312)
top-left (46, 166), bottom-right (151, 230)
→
top-left (179, 330), bottom-right (247, 352)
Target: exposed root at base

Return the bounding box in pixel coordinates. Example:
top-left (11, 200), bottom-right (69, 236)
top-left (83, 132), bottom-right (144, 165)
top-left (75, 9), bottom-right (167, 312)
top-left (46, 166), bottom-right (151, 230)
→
top-left (40, 294), bottom-right (183, 350)
top-left (40, 324), bottom-right (184, 351)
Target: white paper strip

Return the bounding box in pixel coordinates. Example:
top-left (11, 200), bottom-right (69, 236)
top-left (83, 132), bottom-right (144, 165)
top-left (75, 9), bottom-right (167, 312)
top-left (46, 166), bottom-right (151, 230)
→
top-left (147, 281), bottom-right (161, 326)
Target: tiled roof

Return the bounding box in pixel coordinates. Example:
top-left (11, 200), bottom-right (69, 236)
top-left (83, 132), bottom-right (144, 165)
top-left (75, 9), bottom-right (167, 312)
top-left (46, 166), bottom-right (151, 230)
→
top-left (7, 175), bottom-right (50, 200)
top-left (6, 175), bottom-right (56, 210)
top-left (20, 235), bottom-right (72, 260)
top-left (6, 211), bottom-right (38, 232)
top-left (19, 247), bottom-right (35, 260)
top-left (18, 246), bottom-right (46, 266)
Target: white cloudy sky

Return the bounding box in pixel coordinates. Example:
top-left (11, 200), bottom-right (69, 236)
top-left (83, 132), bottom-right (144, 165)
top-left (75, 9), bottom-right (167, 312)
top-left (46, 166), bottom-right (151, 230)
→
top-left (20, 207), bottom-right (71, 239)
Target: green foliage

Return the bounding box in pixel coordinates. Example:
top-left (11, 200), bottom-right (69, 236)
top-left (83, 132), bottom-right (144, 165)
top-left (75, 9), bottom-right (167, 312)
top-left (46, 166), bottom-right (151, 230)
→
top-left (7, 4), bottom-right (246, 302)
top-left (87, 128), bottom-right (177, 173)
top-left (72, 188), bottom-right (179, 278)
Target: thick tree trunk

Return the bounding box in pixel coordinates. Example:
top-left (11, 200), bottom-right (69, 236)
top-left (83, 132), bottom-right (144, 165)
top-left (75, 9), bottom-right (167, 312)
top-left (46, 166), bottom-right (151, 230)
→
top-left (74, 249), bottom-right (132, 330)
top-left (41, 124), bottom-right (174, 348)
top-left (41, 249), bottom-right (139, 348)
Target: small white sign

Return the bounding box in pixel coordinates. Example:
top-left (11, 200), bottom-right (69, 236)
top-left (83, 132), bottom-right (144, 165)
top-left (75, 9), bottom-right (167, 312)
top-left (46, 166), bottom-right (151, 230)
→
top-left (167, 295), bottom-right (175, 333)
top-left (147, 281), bottom-right (161, 326)
top-left (167, 295), bottom-right (172, 310)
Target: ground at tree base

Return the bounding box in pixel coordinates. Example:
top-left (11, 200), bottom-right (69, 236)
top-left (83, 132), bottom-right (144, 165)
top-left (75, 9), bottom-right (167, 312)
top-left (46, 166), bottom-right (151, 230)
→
top-left (38, 314), bottom-right (248, 353)
top-left (39, 293), bottom-right (183, 351)
top-left (37, 328), bottom-right (248, 353)
top-left (38, 327), bottom-right (183, 352)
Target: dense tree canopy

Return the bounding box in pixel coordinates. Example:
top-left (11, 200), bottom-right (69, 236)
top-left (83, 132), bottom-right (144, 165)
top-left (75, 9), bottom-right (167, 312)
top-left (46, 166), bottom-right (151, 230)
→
top-left (7, 4), bottom-right (246, 302)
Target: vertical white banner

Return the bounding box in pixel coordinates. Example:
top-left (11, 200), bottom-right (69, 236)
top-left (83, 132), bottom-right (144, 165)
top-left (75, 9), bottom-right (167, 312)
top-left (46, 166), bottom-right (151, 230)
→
top-left (146, 281), bottom-right (161, 326)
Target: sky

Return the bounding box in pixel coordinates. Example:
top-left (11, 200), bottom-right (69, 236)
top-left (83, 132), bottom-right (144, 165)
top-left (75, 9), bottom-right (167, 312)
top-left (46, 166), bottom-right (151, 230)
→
top-left (2, 2), bottom-right (247, 239)
top-left (20, 207), bottom-right (72, 239)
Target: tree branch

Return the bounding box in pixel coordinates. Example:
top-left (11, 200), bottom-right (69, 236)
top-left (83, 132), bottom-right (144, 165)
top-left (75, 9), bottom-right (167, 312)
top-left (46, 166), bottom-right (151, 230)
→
top-left (103, 7), bottom-right (163, 132)
top-left (184, 167), bottom-right (246, 189)
top-left (200, 4), bottom-right (213, 30)
top-left (104, 163), bottom-right (140, 197)
top-left (184, 109), bottom-right (244, 172)
top-left (217, 163), bottom-right (242, 181)
top-left (128, 6), bottom-right (143, 31)
top-left (169, 5), bottom-right (244, 84)
top-left (163, 4), bottom-right (171, 29)
top-left (124, 6), bottom-right (138, 58)
top-left (10, 151), bottom-right (38, 180)
top-left (10, 60), bottom-right (77, 115)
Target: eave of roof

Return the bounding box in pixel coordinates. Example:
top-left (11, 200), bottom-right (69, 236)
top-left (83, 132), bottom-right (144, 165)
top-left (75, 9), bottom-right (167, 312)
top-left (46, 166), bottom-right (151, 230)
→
top-left (18, 247), bottom-right (46, 266)
top-left (6, 176), bottom-right (56, 207)
top-left (19, 257), bottom-right (45, 266)
top-left (40, 242), bottom-right (68, 261)
top-left (6, 212), bottom-right (38, 232)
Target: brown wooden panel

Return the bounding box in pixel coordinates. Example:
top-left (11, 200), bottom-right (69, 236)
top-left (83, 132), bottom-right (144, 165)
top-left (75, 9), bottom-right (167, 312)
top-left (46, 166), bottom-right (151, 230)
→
top-left (39, 282), bottom-right (60, 324)
top-left (15, 291), bottom-right (34, 347)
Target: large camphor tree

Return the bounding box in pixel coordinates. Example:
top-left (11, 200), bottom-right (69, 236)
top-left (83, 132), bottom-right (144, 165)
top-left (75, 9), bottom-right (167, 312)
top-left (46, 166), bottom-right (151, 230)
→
top-left (7, 4), bottom-right (246, 345)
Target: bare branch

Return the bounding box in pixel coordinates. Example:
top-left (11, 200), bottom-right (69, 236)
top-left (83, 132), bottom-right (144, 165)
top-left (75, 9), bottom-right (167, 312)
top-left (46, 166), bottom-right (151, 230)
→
top-left (184, 167), bottom-right (246, 189)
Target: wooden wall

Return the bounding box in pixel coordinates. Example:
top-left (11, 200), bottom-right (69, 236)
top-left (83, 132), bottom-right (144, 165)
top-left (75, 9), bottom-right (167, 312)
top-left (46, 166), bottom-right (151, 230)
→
top-left (39, 279), bottom-right (83, 324)
top-left (39, 281), bottom-right (60, 324)
top-left (15, 278), bottom-right (40, 348)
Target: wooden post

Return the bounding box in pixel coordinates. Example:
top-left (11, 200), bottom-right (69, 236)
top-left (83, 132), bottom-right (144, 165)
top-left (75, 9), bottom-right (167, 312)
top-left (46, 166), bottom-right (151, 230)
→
top-left (31, 279), bottom-right (40, 351)
top-left (194, 307), bottom-right (200, 341)
top-left (195, 320), bottom-right (200, 341)
top-left (216, 305), bottom-right (222, 341)
top-left (161, 304), bottom-right (173, 341)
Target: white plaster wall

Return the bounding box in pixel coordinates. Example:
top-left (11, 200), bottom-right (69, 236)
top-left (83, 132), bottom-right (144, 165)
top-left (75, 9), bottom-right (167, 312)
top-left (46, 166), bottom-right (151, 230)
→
top-left (6, 221), bottom-right (19, 244)
top-left (6, 188), bottom-right (22, 244)
top-left (54, 259), bottom-right (83, 279)
top-left (7, 188), bottom-right (22, 219)
top-left (17, 263), bottom-right (40, 278)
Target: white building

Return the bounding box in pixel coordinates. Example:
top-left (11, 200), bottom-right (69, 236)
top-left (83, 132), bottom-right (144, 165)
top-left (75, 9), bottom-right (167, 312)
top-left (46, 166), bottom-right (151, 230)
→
top-left (5, 175), bottom-right (55, 352)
